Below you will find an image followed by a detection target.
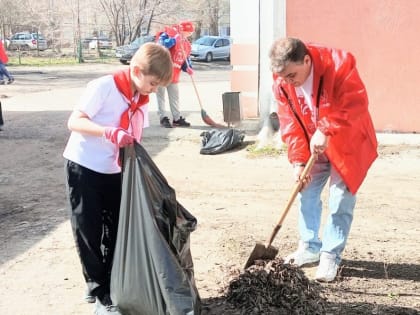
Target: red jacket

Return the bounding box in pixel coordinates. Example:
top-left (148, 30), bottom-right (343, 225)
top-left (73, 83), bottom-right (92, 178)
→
top-left (273, 43), bottom-right (377, 194)
top-left (0, 41), bottom-right (8, 64)
top-left (169, 34), bottom-right (191, 83)
top-left (157, 26), bottom-right (191, 83)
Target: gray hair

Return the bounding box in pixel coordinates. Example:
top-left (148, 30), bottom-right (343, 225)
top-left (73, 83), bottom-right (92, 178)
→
top-left (269, 38), bottom-right (308, 73)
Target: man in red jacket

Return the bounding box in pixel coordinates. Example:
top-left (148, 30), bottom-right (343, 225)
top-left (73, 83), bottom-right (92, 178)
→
top-left (270, 37), bottom-right (377, 282)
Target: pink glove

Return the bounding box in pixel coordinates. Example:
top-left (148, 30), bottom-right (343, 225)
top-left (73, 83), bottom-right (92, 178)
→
top-left (186, 67), bottom-right (194, 75)
top-left (104, 127), bottom-right (134, 147)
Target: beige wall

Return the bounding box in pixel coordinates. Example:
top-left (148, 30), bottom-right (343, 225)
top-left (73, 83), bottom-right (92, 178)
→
top-left (230, 0), bottom-right (286, 120)
top-left (230, 0), bottom-right (260, 119)
top-left (230, 44), bottom-right (259, 118)
top-left (231, 0), bottom-right (420, 132)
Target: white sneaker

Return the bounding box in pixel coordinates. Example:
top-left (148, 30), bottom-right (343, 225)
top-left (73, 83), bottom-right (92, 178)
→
top-left (315, 252), bottom-right (339, 282)
top-left (94, 294), bottom-right (122, 315)
top-left (284, 240), bottom-right (320, 266)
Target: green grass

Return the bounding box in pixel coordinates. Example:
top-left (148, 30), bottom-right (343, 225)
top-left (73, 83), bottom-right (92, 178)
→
top-left (7, 51), bottom-right (118, 66)
top-left (246, 142), bottom-right (287, 158)
top-left (8, 56), bottom-right (79, 66)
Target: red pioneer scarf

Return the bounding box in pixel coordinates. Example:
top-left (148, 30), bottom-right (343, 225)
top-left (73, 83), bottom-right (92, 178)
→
top-left (113, 68), bottom-right (149, 130)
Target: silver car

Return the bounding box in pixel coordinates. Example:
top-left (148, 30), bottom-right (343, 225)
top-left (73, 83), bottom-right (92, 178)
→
top-left (9, 32), bottom-right (48, 51)
top-left (115, 36), bottom-right (155, 65)
top-left (191, 36), bottom-right (231, 62)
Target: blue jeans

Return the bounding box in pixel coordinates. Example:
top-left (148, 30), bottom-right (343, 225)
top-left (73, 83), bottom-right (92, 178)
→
top-left (298, 155), bottom-right (356, 263)
top-left (0, 62), bottom-right (13, 81)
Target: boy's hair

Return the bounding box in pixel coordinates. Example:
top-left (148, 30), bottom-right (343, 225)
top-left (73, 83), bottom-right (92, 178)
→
top-left (130, 42), bottom-right (173, 86)
top-left (269, 37), bottom-right (308, 73)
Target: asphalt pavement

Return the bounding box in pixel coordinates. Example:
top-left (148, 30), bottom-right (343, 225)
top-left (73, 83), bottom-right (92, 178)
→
top-left (1, 62), bottom-right (419, 145)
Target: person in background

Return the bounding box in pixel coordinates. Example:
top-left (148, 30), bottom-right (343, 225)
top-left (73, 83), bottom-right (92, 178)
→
top-left (0, 40), bottom-right (14, 85)
top-left (269, 37), bottom-right (377, 282)
top-left (156, 20), bottom-right (194, 128)
top-left (63, 43), bottom-right (172, 315)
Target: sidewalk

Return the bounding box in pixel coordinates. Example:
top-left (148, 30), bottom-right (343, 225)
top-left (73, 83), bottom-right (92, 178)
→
top-left (376, 132), bottom-right (420, 145)
top-left (1, 65), bottom-right (419, 146)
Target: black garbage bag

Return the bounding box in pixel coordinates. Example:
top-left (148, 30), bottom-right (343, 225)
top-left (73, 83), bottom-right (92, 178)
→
top-left (111, 143), bottom-right (201, 315)
top-left (200, 128), bottom-right (245, 155)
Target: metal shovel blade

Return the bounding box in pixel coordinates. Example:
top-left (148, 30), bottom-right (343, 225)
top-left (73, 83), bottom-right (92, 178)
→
top-left (244, 242), bottom-right (279, 269)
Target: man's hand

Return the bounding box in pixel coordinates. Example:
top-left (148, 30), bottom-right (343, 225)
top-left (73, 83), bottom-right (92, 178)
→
top-left (186, 67), bottom-right (193, 75)
top-left (104, 127), bottom-right (134, 147)
top-left (310, 129), bottom-right (329, 155)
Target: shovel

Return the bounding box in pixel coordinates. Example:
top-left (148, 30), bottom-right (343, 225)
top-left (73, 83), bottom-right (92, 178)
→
top-left (244, 153), bottom-right (317, 269)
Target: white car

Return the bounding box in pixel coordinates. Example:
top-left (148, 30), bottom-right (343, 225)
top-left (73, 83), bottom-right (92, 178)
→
top-left (88, 37), bottom-right (113, 50)
top-left (191, 36), bottom-right (231, 62)
top-left (8, 32), bottom-right (48, 51)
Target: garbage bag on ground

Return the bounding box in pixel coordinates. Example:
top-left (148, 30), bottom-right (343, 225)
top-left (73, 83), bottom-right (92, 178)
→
top-left (200, 128), bottom-right (245, 155)
top-left (111, 143), bottom-right (201, 315)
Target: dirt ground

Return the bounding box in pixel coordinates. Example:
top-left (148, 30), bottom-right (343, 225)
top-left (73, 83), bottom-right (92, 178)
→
top-left (0, 63), bottom-right (419, 315)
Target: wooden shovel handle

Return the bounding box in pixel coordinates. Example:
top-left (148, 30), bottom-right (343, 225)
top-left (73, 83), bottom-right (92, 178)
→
top-left (266, 153), bottom-right (317, 247)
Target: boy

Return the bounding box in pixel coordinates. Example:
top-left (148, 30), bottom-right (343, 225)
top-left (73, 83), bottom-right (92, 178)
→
top-left (63, 42), bottom-right (172, 315)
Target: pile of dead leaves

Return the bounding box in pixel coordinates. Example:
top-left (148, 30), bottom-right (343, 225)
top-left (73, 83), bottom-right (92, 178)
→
top-left (224, 258), bottom-right (327, 314)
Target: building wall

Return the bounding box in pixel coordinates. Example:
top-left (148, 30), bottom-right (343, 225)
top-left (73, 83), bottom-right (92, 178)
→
top-left (230, 0), bottom-right (260, 118)
top-left (231, 0), bottom-right (420, 132)
top-left (287, 0), bottom-right (420, 132)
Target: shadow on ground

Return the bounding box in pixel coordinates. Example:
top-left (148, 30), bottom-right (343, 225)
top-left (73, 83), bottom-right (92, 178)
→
top-left (340, 259), bottom-right (420, 282)
top-left (0, 110), bottom-right (173, 266)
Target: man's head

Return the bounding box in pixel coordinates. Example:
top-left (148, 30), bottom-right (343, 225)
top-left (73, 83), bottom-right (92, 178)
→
top-left (269, 37), bottom-right (311, 87)
top-left (130, 42), bottom-right (173, 94)
top-left (179, 20), bottom-right (194, 38)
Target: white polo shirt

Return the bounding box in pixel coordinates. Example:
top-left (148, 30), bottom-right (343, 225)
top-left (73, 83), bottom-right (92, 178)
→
top-left (63, 74), bottom-right (149, 174)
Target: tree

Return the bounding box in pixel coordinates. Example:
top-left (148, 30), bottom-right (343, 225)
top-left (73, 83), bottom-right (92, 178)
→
top-left (0, 0), bottom-right (26, 40)
top-left (98, 0), bottom-right (182, 46)
top-left (181, 0), bottom-right (229, 37)
top-left (1, 0), bottom-right (230, 54)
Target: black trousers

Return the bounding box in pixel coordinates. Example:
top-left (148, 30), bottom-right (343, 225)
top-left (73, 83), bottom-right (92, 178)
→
top-left (65, 160), bottom-right (122, 298)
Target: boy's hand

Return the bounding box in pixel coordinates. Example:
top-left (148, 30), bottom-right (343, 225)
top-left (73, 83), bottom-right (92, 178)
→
top-left (186, 67), bottom-right (194, 75)
top-left (104, 127), bottom-right (134, 147)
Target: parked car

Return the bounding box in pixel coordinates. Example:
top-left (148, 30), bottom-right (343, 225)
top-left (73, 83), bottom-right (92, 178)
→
top-left (88, 37), bottom-right (113, 50)
top-left (190, 36), bottom-right (231, 62)
top-left (8, 32), bottom-right (48, 51)
top-left (115, 35), bottom-right (155, 65)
